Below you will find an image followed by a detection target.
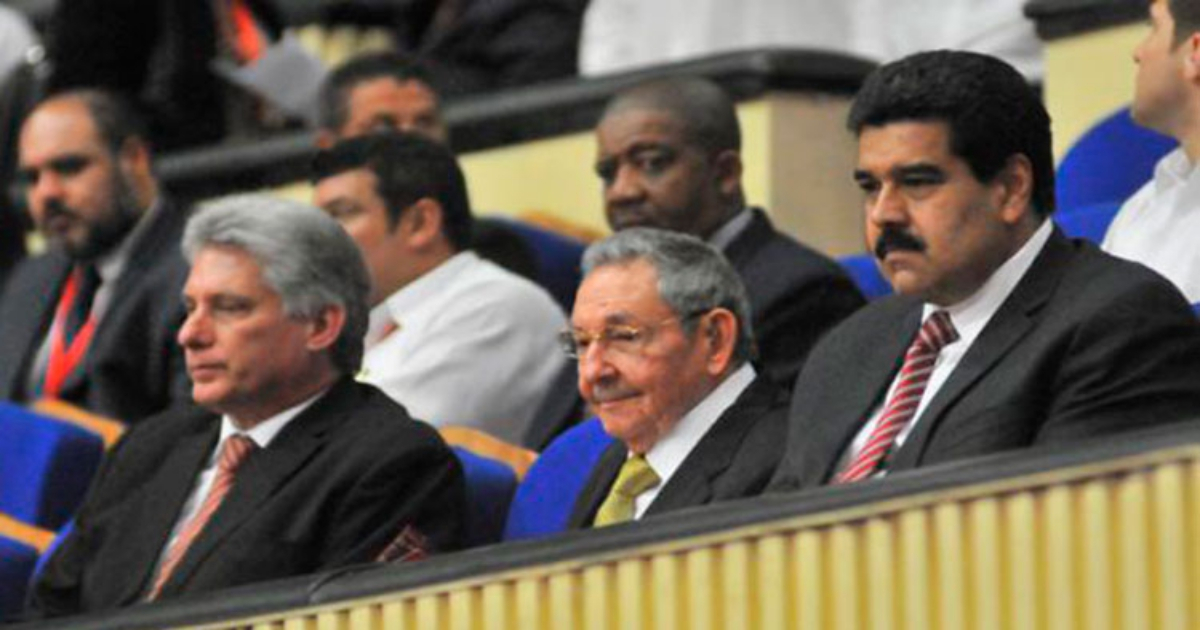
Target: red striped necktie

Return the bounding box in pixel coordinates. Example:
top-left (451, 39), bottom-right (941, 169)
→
top-left (836, 310), bottom-right (958, 484)
top-left (147, 434), bottom-right (257, 599)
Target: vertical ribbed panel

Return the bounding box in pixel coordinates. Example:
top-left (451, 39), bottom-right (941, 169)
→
top-left (182, 457), bottom-right (1199, 630)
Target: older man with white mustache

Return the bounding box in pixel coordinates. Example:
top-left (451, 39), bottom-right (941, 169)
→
top-left (558, 227), bottom-right (788, 529)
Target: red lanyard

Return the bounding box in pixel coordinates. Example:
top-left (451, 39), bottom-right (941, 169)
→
top-left (42, 269), bottom-right (98, 398)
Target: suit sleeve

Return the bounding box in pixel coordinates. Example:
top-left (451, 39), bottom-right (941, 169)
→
top-left (756, 274), bottom-right (865, 388)
top-left (1039, 280), bottom-right (1200, 442)
top-left (318, 434), bottom-right (465, 567)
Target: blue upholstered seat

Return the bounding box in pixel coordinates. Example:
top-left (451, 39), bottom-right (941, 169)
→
top-left (503, 418), bottom-right (615, 540)
top-left (1056, 107), bottom-right (1176, 212)
top-left (452, 447), bottom-right (518, 547)
top-left (490, 217), bottom-right (585, 312)
top-left (0, 532), bottom-right (40, 618)
top-left (0, 403), bottom-right (105, 530)
top-left (838, 253), bottom-right (892, 300)
top-left (1053, 201), bottom-right (1122, 244)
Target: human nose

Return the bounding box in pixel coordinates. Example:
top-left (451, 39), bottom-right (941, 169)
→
top-left (177, 307), bottom-right (213, 349)
top-left (27, 170), bottom-right (64, 213)
top-left (576, 340), bottom-right (615, 387)
top-left (866, 183), bottom-right (907, 228)
top-left (605, 165), bottom-right (646, 205)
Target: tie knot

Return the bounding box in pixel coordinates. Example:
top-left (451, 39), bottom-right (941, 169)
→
top-left (218, 435), bottom-right (257, 474)
top-left (917, 310), bottom-right (958, 352)
top-left (613, 455), bottom-right (660, 498)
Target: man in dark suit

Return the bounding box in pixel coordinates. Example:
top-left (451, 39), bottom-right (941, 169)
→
top-left (770, 51), bottom-right (1200, 492)
top-left (561, 228), bottom-right (787, 528)
top-left (28, 194), bottom-right (465, 618)
top-left (595, 77), bottom-right (865, 387)
top-left (0, 89), bottom-right (191, 423)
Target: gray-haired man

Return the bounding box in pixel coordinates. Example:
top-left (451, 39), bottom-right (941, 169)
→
top-left (29, 195), bottom-right (465, 619)
top-left (561, 227), bottom-right (787, 529)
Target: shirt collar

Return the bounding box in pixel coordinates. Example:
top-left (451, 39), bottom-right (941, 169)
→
top-left (924, 218), bottom-right (1053, 339)
top-left (706, 208), bottom-right (753, 251)
top-left (92, 197), bottom-right (161, 284)
top-left (643, 362), bottom-right (756, 483)
top-left (217, 386), bottom-right (328, 451)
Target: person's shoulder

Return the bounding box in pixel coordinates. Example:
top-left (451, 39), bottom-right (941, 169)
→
top-left (453, 255), bottom-right (565, 318)
top-left (735, 210), bottom-right (848, 280)
top-left (331, 381), bottom-right (449, 449)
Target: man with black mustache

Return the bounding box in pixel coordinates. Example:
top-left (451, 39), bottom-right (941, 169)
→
top-left (594, 77), bottom-right (865, 387)
top-left (0, 89), bottom-right (191, 423)
top-left (770, 51), bottom-right (1200, 491)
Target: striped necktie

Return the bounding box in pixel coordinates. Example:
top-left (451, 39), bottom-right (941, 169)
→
top-left (836, 310), bottom-right (958, 484)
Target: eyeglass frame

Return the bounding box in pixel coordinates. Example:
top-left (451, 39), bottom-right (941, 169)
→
top-left (557, 309), bottom-right (710, 360)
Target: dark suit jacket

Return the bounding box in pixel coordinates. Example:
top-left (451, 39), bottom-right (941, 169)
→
top-left (0, 199), bottom-right (191, 423)
top-left (28, 378), bottom-right (465, 618)
top-left (771, 229), bottom-right (1200, 491)
top-left (567, 375), bottom-right (788, 528)
top-left (724, 209), bottom-right (865, 388)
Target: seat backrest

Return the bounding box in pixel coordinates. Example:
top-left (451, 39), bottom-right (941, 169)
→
top-left (0, 513), bottom-right (54, 621)
top-left (492, 217), bottom-right (586, 313)
top-left (838, 253), bottom-right (892, 300)
top-left (1056, 107), bottom-right (1176, 212)
top-left (503, 418), bottom-right (615, 541)
top-left (441, 426), bottom-right (537, 479)
top-left (1054, 201), bottom-right (1123, 244)
top-left (0, 403), bottom-right (105, 530)
top-left (451, 447), bottom-right (518, 548)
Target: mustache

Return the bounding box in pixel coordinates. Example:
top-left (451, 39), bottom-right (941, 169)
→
top-left (874, 227), bottom-right (926, 261)
top-left (588, 380), bottom-right (638, 404)
top-left (43, 199), bottom-right (78, 223)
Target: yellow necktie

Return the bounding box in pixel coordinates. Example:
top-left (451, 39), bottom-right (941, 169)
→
top-left (593, 455), bottom-right (660, 527)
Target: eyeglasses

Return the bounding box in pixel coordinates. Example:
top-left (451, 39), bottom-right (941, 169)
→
top-left (558, 310), bottom-right (707, 360)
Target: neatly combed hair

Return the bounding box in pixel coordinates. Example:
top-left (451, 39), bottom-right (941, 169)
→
top-left (318, 51), bottom-right (438, 131)
top-left (848, 50), bottom-right (1056, 216)
top-left (602, 77), bottom-right (741, 156)
top-left (182, 194), bottom-right (371, 374)
top-left (1171, 0), bottom-right (1200, 45)
top-left (47, 89), bottom-right (151, 154)
top-left (582, 227), bottom-right (755, 364)
top-left (312, 131), bottom-right (474, 251)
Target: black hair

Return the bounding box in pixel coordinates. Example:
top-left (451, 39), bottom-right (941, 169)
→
top-left (312, 132), bottom-right (473, 250)
top-left (847, 50), bottom-right (1055, 216)
top-left (603, 77), bottom-right (741, 156)
top-left (318, 52), bottom-right (439, 131)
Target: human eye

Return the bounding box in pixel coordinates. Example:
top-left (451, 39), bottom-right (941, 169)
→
top-left (50, 155), bottom-right (91, 178)
top-left (323, 201), bottom-right (361, 222)
top-left (595, 159), bottom-right (617, 185)
top-left (211, 295), bottom-right (254, 316)
top-left (635, 150), bottom-right (674, 175)
top-left (603, 325), bottom-right (643, 352)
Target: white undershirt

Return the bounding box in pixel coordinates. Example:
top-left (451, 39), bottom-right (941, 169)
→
top-left (838, 219), bottom-right (1053, 477)
top-left (634, 363), bottom-right (756, 518)
top-left (149, 389), bottom-right (326, 576)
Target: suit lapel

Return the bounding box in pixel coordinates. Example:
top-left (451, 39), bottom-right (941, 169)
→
top-left (567, 442), bottom-right (627, 529)
top-left (802, 302), bottom-right (922, 486)
top-left (0, 257), bottom-right (70, 398)
top-left (76, 202), bottom-right (187, 394)
top-left (113, 412), bottom-right (217, 605)
top-left (890, 230), bottom-right (1071, 470)
top-left (156, 378), bottom-right (353, 596)
top-left (644, 378), bottom-right (774, 516)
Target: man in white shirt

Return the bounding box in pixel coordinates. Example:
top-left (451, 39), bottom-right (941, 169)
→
top-left (313, 132), bottom-right (568, 443)
top-left (1101, 0), bottom-right (1200, 303)
top-left (562, 228), bottom-right (788, 528)
top-left (29, 195), bottom-right (464, 618)
top-left (771, 51), bottom-right (1200, 491)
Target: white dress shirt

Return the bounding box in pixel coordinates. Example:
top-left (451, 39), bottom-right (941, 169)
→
top-left (634, 363), bottom-right (756, 518)
top-left (839, 219), bottom-right (1053, 476)
top-left (359, 251), bottom-right (569, 444)
top-left (1103, 147), bottom-right (1200, 303)
top-left (151, 389), bottom-right (325, 575)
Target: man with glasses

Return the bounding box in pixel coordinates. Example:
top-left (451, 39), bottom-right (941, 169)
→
top-left (561, 227), bottom-right (787, 528)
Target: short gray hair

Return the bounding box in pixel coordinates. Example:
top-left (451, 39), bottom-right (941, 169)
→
top-left (182, 194), bottom-right (371, 374)
top-left (582, 227), bottom-right (755, 364)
